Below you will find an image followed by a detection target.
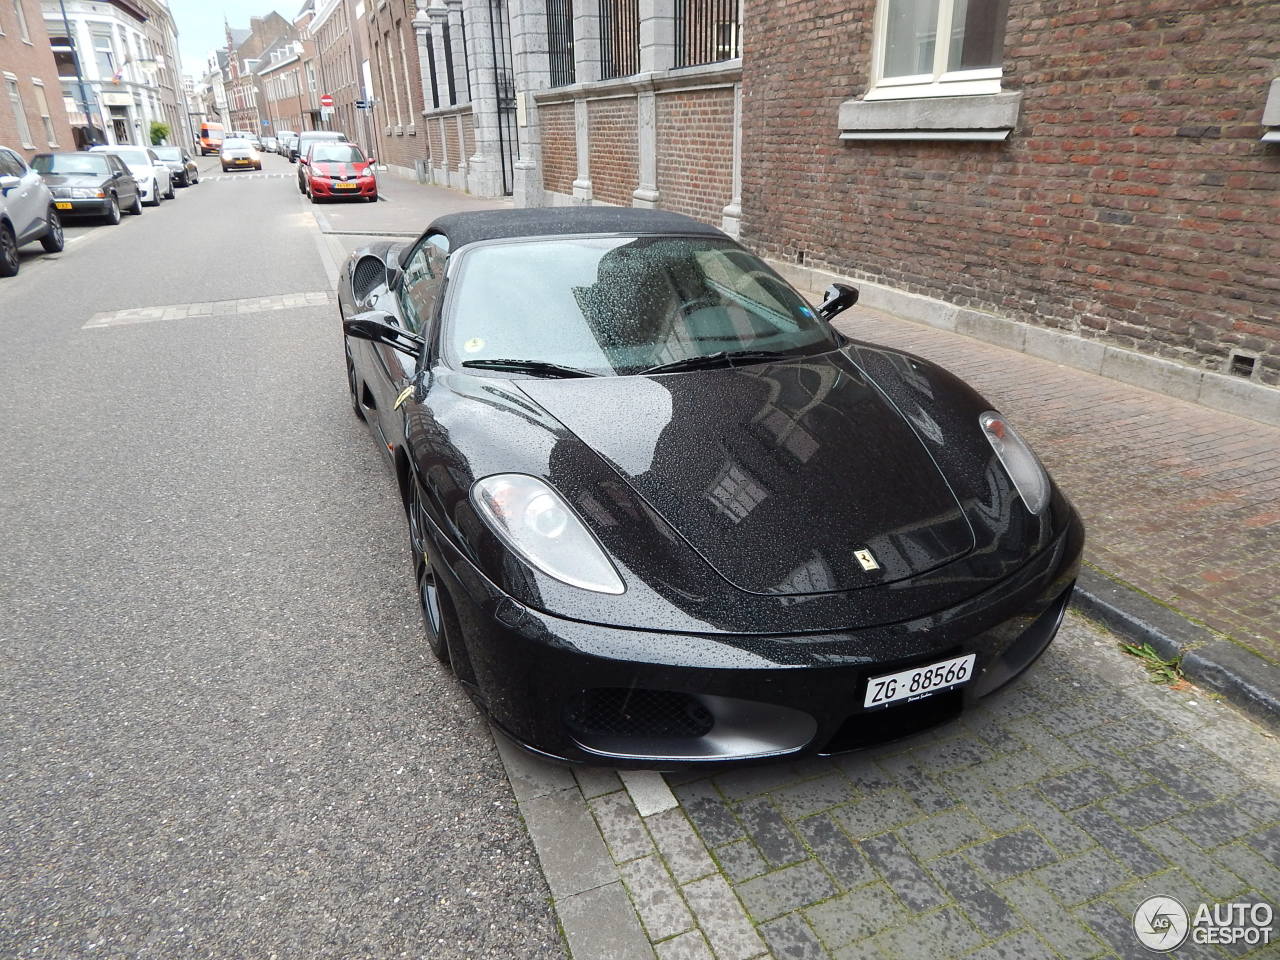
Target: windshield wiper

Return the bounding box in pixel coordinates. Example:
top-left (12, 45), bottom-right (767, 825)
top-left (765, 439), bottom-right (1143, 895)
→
top-left (639, 349), bottom-right (786, 375)
top-left (461, 358), bottom-right (599, 378)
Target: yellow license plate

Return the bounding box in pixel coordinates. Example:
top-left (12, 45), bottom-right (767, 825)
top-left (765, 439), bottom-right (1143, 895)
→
top-left (55, 202), bottom-right (73, 210)
top-left (335, 182), bottom-right (358, 189)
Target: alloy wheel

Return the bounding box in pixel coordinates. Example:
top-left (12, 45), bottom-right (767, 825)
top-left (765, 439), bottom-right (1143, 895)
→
top-left (409, 482), bottom-right (450, 664)
top-left (106, 196), bottom-right (120, 224)
top-left (0, 224), bottom-right (18, 277)
top-left (40, 211), bottom-right (64, 252)
top-left (343, 338), bottom-right (364, 420)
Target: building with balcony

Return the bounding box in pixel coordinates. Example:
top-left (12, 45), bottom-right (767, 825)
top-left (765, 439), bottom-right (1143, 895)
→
top-left (40, 0), bottom-right (188, 148)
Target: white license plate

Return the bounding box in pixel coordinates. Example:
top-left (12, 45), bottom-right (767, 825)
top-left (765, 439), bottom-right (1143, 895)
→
top-left (863, 654), bottom-right (976, 709)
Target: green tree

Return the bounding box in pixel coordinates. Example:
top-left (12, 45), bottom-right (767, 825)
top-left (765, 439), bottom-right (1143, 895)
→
top-left (149, 121), bottom-right (171, 146)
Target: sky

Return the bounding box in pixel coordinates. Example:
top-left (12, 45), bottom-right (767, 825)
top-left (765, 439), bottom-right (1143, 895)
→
top-left (167, 0), bottom-right (292, 79)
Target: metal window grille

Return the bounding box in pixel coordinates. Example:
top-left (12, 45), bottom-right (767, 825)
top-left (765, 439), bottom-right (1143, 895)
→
top-left (442, 22), bottom-right (457, 103)
top-left (546, 0), bottom-right (575, 87)
top-left (598, 0), bottom-right (638, 79)
top-left (674, 0), bottom-right (741, 68)
top-left (488, 0), bottom-right (518, 195)
top-left (425, 29), bottom-right (441, 109)
top-left (459, 6), bottom-right (473, 101)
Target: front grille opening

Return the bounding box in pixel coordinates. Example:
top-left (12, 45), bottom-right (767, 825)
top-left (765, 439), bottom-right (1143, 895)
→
top-left (564, 688), bottom-right (714, 739)
top-left (821, 690), bottom-right (963, 754)
top-left (352, 255), bottom-right (386, 300)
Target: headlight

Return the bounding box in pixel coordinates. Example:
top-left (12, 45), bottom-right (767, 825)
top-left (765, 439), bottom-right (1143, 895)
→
top-left (471, 474), bottom-right (625, 594)
top-left (49, 187), bottom-right (70, 198)
top-left (979, 412), bottom-right (1050, 515)
top-left (71, 188), bottom-right (104, 199)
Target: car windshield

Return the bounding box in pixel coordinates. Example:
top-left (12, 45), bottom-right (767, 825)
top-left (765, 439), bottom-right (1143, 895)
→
top-left (105, 149), bottom-right (151, 166)
top-left (446, 236), bottom-right (835, 377)
top-left (33, 154), bottom-right (109, 176)
top-left (222, 139), bottom-right (250, 149)
top-left (310, 144), bottom-right (364, 162)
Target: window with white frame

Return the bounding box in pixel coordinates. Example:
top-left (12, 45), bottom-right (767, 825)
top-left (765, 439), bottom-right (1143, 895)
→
top-left (5, 75), bottom-right (34, 146)
top-left (91, 28), bottom-right (116, 80)
top-left (12, 0), bottom-right (31, 42)
top-left (31, 80), bottom-right (56, 144)
top-left (870, 0), bottom-right (1010, 100)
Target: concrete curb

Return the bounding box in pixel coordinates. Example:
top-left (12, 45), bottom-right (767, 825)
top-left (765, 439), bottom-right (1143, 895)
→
top-left (490, 728), bottom-right (773, 960)
top-left (1071, 565), bottom-right (1280, 730)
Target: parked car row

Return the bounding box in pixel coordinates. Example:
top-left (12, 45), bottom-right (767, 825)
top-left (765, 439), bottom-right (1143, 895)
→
top-left (0, 142), bottom-right (198, 277)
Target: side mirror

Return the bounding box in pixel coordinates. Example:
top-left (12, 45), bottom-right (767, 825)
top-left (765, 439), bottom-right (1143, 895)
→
top-left (343, 310), bottom-right (424, 358)
top-left (299, 157), bottom-right (309, 166)
top-left (818, 283), bottom-right (859, 321)
top-left (0, 175), bottom-right (20, 194)
top-left (367, 157), bottom-right (377, 165)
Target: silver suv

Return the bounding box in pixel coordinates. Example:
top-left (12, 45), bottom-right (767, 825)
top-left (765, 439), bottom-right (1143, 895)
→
top-left (0, 145), bottom-right (64, 278)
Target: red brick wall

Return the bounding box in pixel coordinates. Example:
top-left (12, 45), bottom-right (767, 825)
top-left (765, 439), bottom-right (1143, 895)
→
top-left (0, 0), bottom-right (74, 161)
top-left (540, 101), bottom-right (577, 195)
top-left (443, 117), bottom-right (460, 171)
top-left (365, 3), bottom-right (425, 170)
top-left (656, 88), bottom-right (735, 224)
top-left (427, 118), bottom-right (445, 167)
top-left (587, 98), bottom-right (638, 206)
top-left (742, 0), bottom-right (1280, 384)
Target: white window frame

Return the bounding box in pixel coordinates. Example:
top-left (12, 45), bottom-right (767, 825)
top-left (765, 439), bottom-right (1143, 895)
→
top-left (13, 0), bottom-right (31, 43)
top-left (5, 73), bottom-right (34, 148)
top-left (866, 0), bottom-right (1005, 101)
top-left (31, 78), bottom-right (56, 145)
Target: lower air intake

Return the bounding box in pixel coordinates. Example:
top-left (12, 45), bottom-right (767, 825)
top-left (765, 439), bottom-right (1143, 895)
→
top-left (565, 688), bottom-right (715, 739)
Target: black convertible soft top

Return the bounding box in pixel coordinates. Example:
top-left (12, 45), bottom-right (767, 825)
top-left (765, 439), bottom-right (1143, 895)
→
top-left (423, 206), bottom-right (728, 251)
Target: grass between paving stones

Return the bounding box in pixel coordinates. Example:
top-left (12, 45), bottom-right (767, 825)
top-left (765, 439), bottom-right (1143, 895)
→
top-left (1119, 641), bottom-right (1186, 685)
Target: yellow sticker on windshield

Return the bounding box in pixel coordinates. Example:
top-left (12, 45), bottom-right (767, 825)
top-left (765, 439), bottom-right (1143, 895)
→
top-left (463, 337), bottom-right (485, 353)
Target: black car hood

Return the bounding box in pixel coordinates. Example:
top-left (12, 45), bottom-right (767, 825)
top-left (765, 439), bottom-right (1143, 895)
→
top-left (517, 351), bottom-right (976, 596)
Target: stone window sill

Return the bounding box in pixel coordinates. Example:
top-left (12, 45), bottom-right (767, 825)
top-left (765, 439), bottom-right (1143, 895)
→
top-left (1262, 77), bottom-right (1280, 143)
top-left (838, 91), bottom-right (1022, 142)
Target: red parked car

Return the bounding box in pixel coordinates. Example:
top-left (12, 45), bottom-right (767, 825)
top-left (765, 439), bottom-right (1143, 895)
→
top-left (300, 142), bottom-right (378, 203)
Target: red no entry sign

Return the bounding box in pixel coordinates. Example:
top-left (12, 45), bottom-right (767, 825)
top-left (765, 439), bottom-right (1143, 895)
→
top-left (319, 94), bottom-right (334, 108)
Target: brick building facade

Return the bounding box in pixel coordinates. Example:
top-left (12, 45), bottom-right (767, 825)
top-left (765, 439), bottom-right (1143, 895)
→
top-left (1, 0), bottom-right (73, 160)
top-left (743, 0), bottom-right (1280, 387)
top-left (225, 13), bottom-right (294, 135)
top-left (310, 0), bottom-right (366, 151)
top-left (365, 0), bottom-right (425, 172)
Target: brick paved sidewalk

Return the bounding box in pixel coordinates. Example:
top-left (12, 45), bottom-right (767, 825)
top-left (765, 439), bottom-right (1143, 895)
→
top-left (509, 617), bottom-right (1280, 960)
top-left (835, 307), bottom-right (1280, 666)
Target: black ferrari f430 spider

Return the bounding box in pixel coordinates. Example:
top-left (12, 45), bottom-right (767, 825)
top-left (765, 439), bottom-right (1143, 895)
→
top-left (338, 207), bottom-right (1083, 767)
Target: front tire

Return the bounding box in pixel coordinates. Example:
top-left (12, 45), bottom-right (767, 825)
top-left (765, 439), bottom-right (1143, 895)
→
top-left (127, 190), bottom-right (143, 215)
top-left (0, 223), bottom-right (18, 277)
top-left (409, 481), bottom-right (450, 666)
top-left (343, 337), bottom-right (365, 422)
top-left (147, 181), bottom-right (160, 206)
top-left (103, 195), bottom-right (121, 225)
top-left (164, 178), bottom-right (175, 200)
top-left (39, 209), bottom-right (64, 252)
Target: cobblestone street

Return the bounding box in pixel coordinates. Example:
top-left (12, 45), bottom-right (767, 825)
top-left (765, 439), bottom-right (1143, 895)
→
top-left (510, 615), bottom-right (1280, 960)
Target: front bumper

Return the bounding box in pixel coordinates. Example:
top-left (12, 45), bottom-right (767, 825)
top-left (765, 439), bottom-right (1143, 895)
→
top-left (430, 511), bottom-right (1084, 768)
top-left (310, 177), bottom-right (376, 198)
top-left (52, 197), bottom-right (111, 216)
